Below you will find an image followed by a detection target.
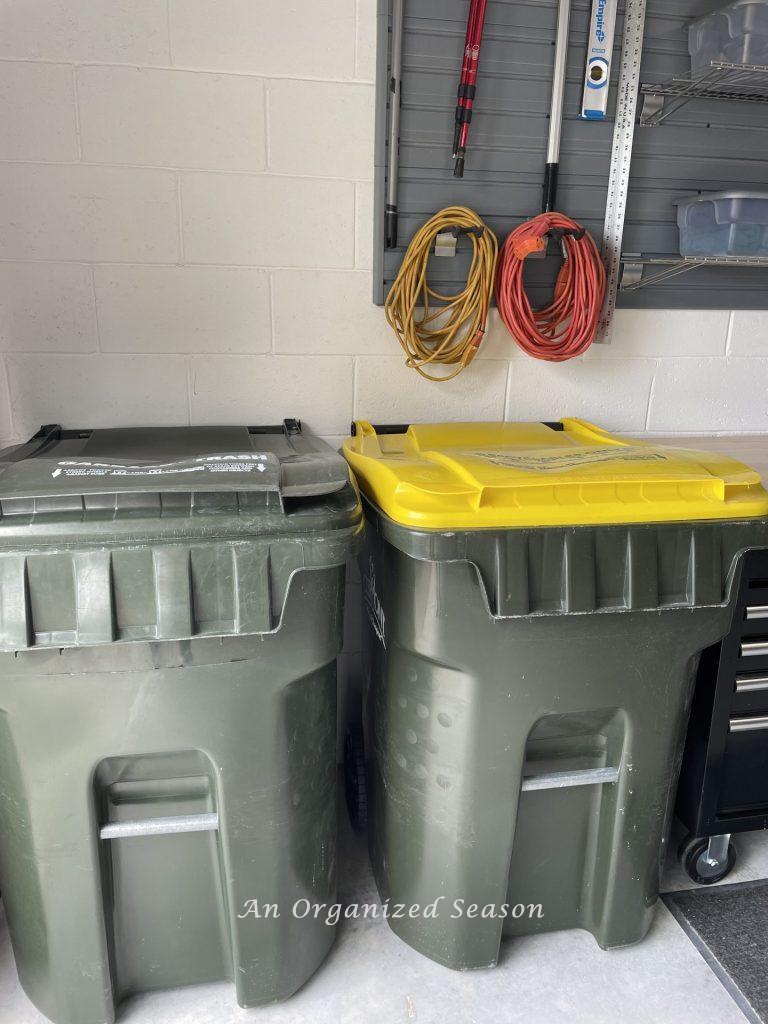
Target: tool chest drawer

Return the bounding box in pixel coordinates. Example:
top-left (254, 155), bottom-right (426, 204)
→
top-left (732, 667), bottom-right (768, 714)
top-left (728, 586), bottom-right (768, 711)
top-left (720, 722), bottom-right (768, 813)
top-left (677, 546), bottom-right (768, 839)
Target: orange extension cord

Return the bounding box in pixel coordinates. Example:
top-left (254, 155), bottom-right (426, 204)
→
top-left (496, 212), bottom-right (606, 361)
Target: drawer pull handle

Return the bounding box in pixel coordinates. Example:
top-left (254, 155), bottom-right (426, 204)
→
top-left (741, 640), bottom-right (768, 657)
top-left (730, 715), bottom-right (768, 733)
top-left (736, 675), bottom-right (768, 693)
top-left (521, 767), bottom-right (618, 792)
top-left (100, 812), bottom-right (218, 840)
top-left (747, 605), bottom-right (768, 620)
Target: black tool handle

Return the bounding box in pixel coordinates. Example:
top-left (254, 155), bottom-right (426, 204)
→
top-left (385, 207), bottom-right (398, 249)
top-left (542, 162), bottom-right (559, 213)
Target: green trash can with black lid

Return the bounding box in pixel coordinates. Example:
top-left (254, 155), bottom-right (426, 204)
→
top-left (0, 420), bottom-right (362, 1024)
top-left (343, 418), bottom-right (768, 970)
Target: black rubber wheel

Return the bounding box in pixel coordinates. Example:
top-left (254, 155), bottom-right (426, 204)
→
top-left (679, 834), bottom-right (737, 885)
top-left (344, 724), bottom-right (368, 832)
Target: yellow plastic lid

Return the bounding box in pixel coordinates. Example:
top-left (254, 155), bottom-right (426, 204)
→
top-left (343, 419), bottom-right (768, 529)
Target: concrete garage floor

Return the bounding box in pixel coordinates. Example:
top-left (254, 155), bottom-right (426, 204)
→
top-left (0, 809), bottom-right (766, 1024)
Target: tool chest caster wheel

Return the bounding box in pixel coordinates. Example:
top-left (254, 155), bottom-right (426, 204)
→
top-left (344, 724), bottom-right (368, 832)
top-left (679, 833), bottom-right (736, 885)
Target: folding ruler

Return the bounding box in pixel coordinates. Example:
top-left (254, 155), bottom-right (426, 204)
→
top-left (595, 0), bottom-right (647, 343)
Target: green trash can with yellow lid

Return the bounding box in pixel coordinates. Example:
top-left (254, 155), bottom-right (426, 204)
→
top-left (342, 418), bottom-right (768, 970)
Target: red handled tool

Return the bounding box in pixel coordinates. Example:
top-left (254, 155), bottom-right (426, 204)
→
top-left (452, 0), bottom-right (479, 159)
top-left (452, 0), bottom-right (488, 178)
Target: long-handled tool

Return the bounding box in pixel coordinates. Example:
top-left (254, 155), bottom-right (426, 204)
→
top-left (385, 0), bottom-right (405, 249)
top-left (452, 0), bottom-right (480, 160)
top-left (543, 0), bottom-right (572, 212)
top-left (453, 0), bottom-right (488, 178)
top-left (495, 0), bottom-right (606, 361)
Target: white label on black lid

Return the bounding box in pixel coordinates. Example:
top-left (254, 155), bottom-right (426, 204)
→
top-left (51, 453), bottom-right (273, 479)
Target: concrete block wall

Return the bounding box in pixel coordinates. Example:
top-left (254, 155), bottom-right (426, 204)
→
top-left (1, 0), bottom-right (767, 757)
top-left (0, 0), bottom-right (766, 452)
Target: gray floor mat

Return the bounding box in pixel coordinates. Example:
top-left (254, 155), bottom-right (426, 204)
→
top-left (664, 879), bottom-right (768, 1024)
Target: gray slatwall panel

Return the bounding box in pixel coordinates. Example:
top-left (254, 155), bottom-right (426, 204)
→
top-left (373, 0), bottom-right (768, 309)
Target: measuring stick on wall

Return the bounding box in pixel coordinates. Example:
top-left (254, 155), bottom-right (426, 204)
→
top-left (581, 0), bottom-right (618, 119)
top-left (595, 0), bottom-right (646, 343)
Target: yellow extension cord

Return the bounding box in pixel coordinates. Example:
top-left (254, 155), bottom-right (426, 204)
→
top-left (384, 206), bottom-right (498, 382)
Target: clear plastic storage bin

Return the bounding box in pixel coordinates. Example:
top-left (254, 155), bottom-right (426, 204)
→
top-left (676, 192), bottom-right (768, 257)
top-left (689, 1), bottom-right (768, 75)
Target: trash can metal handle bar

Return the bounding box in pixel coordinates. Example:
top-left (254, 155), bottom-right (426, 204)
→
top-left (520, 767), bottom-right (619, 792)
top-left (746, 605), bottom-right (768, 620)
top-left (100, 812), bottom-right (219, 840)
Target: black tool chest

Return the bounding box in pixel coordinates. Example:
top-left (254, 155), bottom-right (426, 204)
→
top-left (676, 547), bottom-right (768, 882)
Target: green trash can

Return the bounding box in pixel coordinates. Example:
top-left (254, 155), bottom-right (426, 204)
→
top-left (0, 420), bottom-right (361, 1024)
top-left (343, 418), bottom-right (768, 970)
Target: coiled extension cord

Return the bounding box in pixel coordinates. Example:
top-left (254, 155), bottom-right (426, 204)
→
top-left (384, 206), bottom-right (498, 382)
top-left (496, 212), bottom-right (606, 361)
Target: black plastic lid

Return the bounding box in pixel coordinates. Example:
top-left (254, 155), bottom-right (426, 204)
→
top-left (0, 420), bottom-right (350, 516)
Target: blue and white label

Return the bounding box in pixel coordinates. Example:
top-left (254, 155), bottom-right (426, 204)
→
top-left (581, 0), bottom-right (618, 119)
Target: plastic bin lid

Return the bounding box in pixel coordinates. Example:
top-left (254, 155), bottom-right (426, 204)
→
top-left (343, 419), bottom-right (768, 529)
top-left (675, 191), bottom-right (768, 205)
top-left (691, 0), bottom-right (763, 23)
top-left (0, 420), bottom-right (350, 515)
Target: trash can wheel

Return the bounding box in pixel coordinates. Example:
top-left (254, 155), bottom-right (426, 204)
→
top-left (679, 833), bottom-right (736, 885)
top-left (344, 724), bottom-right (368, 832)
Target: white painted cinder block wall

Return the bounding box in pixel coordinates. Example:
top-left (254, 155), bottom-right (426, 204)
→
top-left (0, 0), bottom-right (767, 452)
